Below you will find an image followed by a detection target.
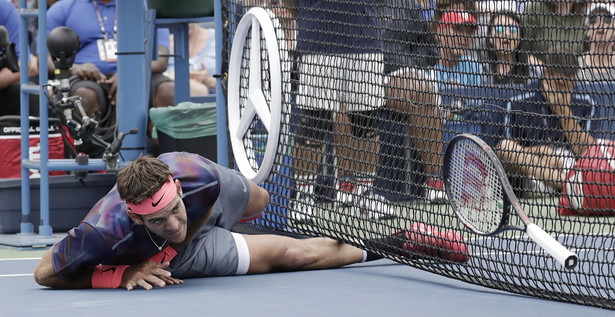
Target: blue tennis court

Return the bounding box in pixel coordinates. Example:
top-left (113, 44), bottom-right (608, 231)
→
top-left (1, 254), bottom-right (613, 316)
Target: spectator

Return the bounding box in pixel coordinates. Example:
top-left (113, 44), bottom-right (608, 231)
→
top-left (381, 0), bottom-right (439, 72)
top-left (0, 0), bottom-right (38, 117)
top-left (497, 46), bottom-right (596, 192)
top-left (375, 6), bottom-right (481, 205)
top-left (430, 10), bottom-right (482, 89)
top-left (243, 0), bottom-right (297, 49)
top-left (433, 0), bottom-right (476, 20)
top-left (292, 0), bottom-right (385, 220)
top-left (416, 10), bottom-right (483, 203)
top-left (369, 0), bottom-right (441, 205)
top-left (166, 23), bottom-right (216, 96)
top-left (33, 152), bottom-right (469, 290)
top-left (578, 3), bottom-right (615, 82)
top-left (482, 10), bottom-right (540, 85)
top-left (46, 0), bottom-right (175, 156)
top-left (522, 0), bottom-right (585, 62)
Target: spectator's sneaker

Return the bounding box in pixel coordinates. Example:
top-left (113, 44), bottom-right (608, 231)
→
top-left (396, 222), bottom-right (469, 263)
top-left (336, 177), bottom-right (357, 206)
top-left (351, 189), bottom-right (396, 220)
top-left (523, 177), bottom-right (557, 198)
top-left (424, 177), bottom-right (447, 204)
top-left (555, 147), bottom-right (576, 176)
top-left (291, 178), bottom-right (315, 222)
top-left (336, 177), bottom-right (373, 206)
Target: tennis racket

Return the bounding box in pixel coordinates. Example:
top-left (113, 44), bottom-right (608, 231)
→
top-left (443, 134), bottom-right (578, 270)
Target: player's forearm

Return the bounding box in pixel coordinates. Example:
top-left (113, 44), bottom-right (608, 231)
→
top-left (33, 249), bottom-right (93, 289)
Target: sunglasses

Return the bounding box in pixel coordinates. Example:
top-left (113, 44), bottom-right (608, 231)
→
top-left (588, 13), bottom-right (613, 25)
top-left (494, 25), bottom-right (519, 34)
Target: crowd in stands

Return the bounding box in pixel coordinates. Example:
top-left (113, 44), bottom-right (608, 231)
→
top-left (281, 0), bottom-right (615, 219)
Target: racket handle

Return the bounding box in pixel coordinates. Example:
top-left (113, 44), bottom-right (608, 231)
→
top-left (526, 224), bottom-right (578, 270)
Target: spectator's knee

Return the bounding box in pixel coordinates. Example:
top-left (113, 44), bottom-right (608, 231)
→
top-left (154, 81), bottom-right (175, 108)
top-left (495, 139), bottom-right (520, 162)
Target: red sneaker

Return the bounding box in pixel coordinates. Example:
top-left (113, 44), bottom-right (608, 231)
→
top-left (400, 222), bottom-right (469, 263)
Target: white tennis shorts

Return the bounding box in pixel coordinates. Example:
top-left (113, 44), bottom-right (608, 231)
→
top-left (297, 53), bottom-right (386, 112)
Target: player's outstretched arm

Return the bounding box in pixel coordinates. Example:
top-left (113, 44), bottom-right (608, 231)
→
top-left (33, 249), bottom-right (93, 289)
top-left (120, 261), bottom-right (183, 291)
top-left (34, 248), bottom-right (183, 290)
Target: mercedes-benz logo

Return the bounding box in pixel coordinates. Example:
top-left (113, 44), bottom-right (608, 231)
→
top-left (228, 7), bottom-right (289, 184)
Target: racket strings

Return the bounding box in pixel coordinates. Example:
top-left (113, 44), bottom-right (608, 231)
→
top-left (448, 139), bottom-right (504, 235)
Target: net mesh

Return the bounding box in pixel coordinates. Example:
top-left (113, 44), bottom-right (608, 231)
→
top-left (446, 137), bottom-right (504, 235)
top-left (221, 0), bottom-right (615, 309)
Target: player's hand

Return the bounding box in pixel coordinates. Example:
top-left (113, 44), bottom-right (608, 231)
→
top-left (70, 63), bottom-right (106, 83)
top-left (120, 261), bottom-right (183, 291)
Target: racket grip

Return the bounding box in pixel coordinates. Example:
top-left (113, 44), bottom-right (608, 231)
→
top-left (526, 224), bottom-right (578, 270)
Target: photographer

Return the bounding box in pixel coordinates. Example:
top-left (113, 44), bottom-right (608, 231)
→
top-left (46, 0), bottom-right (174, 157)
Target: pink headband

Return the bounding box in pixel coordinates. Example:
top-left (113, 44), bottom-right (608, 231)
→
top-left (127, 175), bottom-right (177, 215)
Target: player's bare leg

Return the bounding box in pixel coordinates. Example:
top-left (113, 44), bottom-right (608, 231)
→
top-left (243, 234), bottom-right (364, 273)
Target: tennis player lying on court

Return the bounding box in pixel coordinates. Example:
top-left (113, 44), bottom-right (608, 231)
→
top-left (33, 152), bottom-right (468, 290)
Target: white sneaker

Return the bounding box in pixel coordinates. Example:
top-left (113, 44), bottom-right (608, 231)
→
top-left (335, 177), bottom-right (373, 206)
top-left (291, 178), bottom-right (315, 222)
top-left (424, 177), bottom-right (447, 204)
top-left (523, 177), bottom-right (557, 198)
top-left (351, 189), bottom-right (396, 220)
top-left (336, 178), bottom-right (356, 206)
top-left (555, 147), bottom-right (576, 176)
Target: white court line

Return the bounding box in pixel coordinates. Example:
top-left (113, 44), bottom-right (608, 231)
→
top-left (0, 257), bottom-right (42, 261)
top-left (0, 273), bottom-right (33, 277)
top-left (0, 258), bottom-right (41, 277)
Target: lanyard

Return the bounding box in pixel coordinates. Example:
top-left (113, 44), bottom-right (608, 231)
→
top-left (91, 0), bottom-right (116, 40)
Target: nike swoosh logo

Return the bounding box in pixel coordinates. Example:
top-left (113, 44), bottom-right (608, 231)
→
top-left (101, 267), bottom-right (116, 273)
top-left (237, 173), bottom-right (247, 193)
top-left (152, 194), bottom-right (165, 207)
